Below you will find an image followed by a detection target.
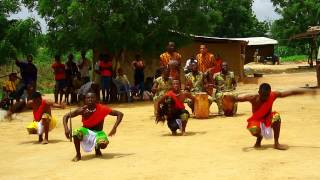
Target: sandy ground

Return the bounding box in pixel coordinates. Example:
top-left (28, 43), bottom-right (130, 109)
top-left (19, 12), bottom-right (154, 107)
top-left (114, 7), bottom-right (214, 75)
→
top-left (0, 71), bottom-right (320, 180)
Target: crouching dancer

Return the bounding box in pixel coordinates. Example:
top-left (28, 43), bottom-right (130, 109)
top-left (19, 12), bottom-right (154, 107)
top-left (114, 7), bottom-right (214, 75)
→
top-left (156, 80), bottom-right (194, 135)
top-left (63, 92), bottom-right (123, 161)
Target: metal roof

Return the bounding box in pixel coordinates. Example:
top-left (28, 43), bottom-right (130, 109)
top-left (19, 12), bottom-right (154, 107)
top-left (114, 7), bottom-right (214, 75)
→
top-left (231, 37), bottom-right (278, 46)
top-left (191, 35), bottom-right (278, 46)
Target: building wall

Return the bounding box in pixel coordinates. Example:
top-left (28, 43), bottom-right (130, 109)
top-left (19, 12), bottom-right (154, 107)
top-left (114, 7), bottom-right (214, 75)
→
top-left (114, 41), bottom-right (244, 84)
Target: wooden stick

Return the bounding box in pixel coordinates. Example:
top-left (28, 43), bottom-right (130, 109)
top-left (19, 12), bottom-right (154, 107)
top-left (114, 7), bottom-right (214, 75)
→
top-left (69, 108), bottom-right (72, 142)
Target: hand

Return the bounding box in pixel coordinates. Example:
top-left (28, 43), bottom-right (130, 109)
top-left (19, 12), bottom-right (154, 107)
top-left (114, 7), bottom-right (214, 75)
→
top-left (65, 128), bottom-right (71, 139)
top-left (108, 128), bottom-right (117, 137)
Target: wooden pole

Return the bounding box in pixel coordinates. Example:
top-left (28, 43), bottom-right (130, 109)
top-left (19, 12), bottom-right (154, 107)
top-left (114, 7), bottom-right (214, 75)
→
top-left (316, 61), bottom-right (320, 87)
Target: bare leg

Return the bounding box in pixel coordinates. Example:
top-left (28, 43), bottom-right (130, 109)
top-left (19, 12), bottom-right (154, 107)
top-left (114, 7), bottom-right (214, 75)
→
top-left (54, 88), bottom-right (58, 104)
top-left (102, 89), bottom-right (106, 102)
top-left (251, 129), bottom-right (262, 148)
top-left (95, 141), bottom-right (109, 156)
top-left (272, 121), bottom-right (287, 150)
top-left (38, 135), bottom-right (43, 142)
top-left (72, 136), bottom-right (81, 161)
top-left (42, 119), bottom-right (49, 144)
top-left (181, 120), bottom-right (187, 135)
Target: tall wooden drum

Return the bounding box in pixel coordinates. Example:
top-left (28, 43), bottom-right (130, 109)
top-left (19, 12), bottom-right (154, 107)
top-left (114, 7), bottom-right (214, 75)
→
top-left (194, 92), bottom-right (209, 119)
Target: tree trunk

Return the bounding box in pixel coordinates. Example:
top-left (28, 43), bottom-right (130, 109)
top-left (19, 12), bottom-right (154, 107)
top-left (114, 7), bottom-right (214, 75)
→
top-left (316, 61), bottom-right (320, 87)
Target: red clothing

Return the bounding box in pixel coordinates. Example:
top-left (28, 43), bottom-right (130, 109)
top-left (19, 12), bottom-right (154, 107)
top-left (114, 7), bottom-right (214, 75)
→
top-left (213, 58), bottom-right (222, 74)
top-left (33, 99), bottom-right (47, 122)
top-left (82, 104), bottom-right (112, 128)
top-left (247, 92), bottom-right (277, 129)
top-left (99, 60), bottom-right (112, 77)
top-left (165, 90), bottom-right (185, 110)
top-left (51, 62), bottom-right (66, 80)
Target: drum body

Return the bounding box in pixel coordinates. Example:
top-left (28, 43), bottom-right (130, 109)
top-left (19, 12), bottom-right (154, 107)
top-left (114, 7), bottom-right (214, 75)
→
top-left (222, 92), bottom-right (238, 117)
top-left (194, 92), bottom-right (209, 119)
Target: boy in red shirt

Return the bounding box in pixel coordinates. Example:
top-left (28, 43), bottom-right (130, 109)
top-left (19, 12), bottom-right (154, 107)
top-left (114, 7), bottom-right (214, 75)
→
top-left (51, 54), bottom-right (66, 104)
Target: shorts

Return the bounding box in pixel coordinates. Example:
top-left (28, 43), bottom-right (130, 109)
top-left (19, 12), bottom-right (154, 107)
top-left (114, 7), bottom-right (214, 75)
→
top-left (101, 76), bottom-right (111, 90)
top-left (73, 127), bottom-right (109, 152)
top-left (55, 79), bottom-right (66, 91)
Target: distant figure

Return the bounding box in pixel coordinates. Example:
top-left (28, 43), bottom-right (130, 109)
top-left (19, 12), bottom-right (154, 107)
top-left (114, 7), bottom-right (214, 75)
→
top-left (160, 42), bottom-right (182, 80)
top-left (1, 73), bottom-right (18, 108)
top-left (15, 54), bottom-right (37, 101)
top-left (232, 83), bottom-right (318, 150)
top-left (51, 54), bottom-right (66, 104)
top-left (184, 57), bottom-right (197, 74)
top-left (96, 53), bottom-right (113, 103)
top-left (115, 68), bottom-right (131, 102)
top-left (213, 54), bottom-right (223, 74)
top-left (132, 54), bottom-right (145, 97)
top-left (196, 45), bottom-right (215, 73)
top-left (63, 92), bottom-right (124, 162)
top-left (65, 53), bottom-right (79, 104)
top-left (78, 51), bottom-right (92, 84)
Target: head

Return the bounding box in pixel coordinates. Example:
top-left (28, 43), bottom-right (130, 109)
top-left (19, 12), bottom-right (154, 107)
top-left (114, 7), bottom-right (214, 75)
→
top-left (54, 54), bottom-right (61, 63)
top-left (166, 42), bottom-right (176, 53)
top-left (9, 73), bottom-right (17, 81)
top-left (258, 83), bottom-right (271, 102)
top-left (162, 67), bottom-right (170, 80)
top-left (117, 68), bottom-right (124, 76)
top-left (191, 62), bottom-right (198, 73)
top-left (31, 91), bottom-right (42, 106)
top-left (135, 54), bottom-right (141, 61)
top-left (172, 79), bottom-right (180, 92)
top-left (68, 53), bottom-right (74, 61)
top-left (200, 45), bottom-right (208, 54)
top-left (27, 54), bottom-right (33, 63)
top-left (81, 51), bottom-right (86, 58)
top-left (84, 92), bottom-right (97, 107)
top-left (221, 62), bottom-right (228, 74)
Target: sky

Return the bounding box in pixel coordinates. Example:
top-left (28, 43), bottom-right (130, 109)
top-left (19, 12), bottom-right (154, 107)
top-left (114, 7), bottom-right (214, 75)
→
top-left (9, 0), bottom-right (281, 33)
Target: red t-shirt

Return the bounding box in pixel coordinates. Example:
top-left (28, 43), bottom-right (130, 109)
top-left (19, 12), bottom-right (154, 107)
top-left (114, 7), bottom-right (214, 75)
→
top-left (99, 60), bottom-right (112, 77)
top-left (51, 62), bottom-right (66, 80)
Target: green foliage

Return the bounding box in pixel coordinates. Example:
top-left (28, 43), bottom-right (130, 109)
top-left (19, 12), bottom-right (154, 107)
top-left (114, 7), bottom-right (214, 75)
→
top-left (203, 0), bottom-right (268, 37)
top-left (280, 55), bottom-right (307, 62)
top-left (23, 0), bottom-right (267, 57)
top-left (0, 0), bottom-right (41, 64)
top-left (275, 45), bottom-right (308, 57)
top-left (271, 0), bottom-right (320, 44)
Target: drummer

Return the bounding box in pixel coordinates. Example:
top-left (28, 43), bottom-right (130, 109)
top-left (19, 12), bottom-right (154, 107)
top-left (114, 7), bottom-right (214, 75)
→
top-left (152, 68), bottom-right (173, 115)
top-left (185, 62), bottom-right (212, 112)
top-left (214, 62), bottom-right (237, 115)
top-left (156, 80), bottom-right (194, 135)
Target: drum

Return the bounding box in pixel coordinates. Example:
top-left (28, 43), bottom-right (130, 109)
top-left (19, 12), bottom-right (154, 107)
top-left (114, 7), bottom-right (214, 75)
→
top-left (222, 92), bottom-right (238, 117)
top-left (194, 92), bottom-right (209, 119)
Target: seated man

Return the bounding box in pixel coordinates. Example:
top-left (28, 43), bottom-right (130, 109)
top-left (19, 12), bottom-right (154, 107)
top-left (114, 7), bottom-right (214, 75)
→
top-left (115, 68), bottom-right (131, 102)
top-left (156, 80), bottom-right (194, 135)
top-left (233, 83), bottom-right (318, 150)
top-left (63, 92), bottom-right (124, 162)
top-left (185, 62), bottom-right (212, 112)
top-left (214, 62), bottom-right (237, 116)
top-left (1, 73), bottom-right (18, 109)
top-left (26, 92), bottom-right (58, 144)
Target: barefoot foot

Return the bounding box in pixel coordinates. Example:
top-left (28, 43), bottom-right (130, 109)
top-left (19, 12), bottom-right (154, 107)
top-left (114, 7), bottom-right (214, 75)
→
top-left (95, 149), bottom-right (102, 157)
top-left (274, 143), bottom-right (288, 150)
top-left (72, 155), bottom-right (81, 162)
top-left (42, 139), bottom-right (48, 144)
top-left (38, 136), bottom-right (43, 143)
top-left (254, 143), bottom-right (261, 148)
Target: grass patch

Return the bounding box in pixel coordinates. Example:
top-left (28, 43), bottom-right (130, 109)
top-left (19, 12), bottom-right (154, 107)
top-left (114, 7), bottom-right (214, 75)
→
top-left (280, 55), bottom-right (307, 62)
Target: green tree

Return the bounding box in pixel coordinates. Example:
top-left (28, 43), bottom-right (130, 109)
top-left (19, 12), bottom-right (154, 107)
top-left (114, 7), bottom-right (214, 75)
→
top-left (202, 0), bottom-right (268, 38)
top-left (0, 0), bottom-right (41, 64)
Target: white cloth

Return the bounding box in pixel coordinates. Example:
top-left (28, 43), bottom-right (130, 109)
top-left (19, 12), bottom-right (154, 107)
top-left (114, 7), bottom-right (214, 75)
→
top-left (80, 129), bottom-right (97, 152)
top-left (260, 122), bottom-right (273, 139)
top-left (37, 122), bottom-right (44, 135)
top-left (78, 59), bottom-right (91, 78)
top-left (184, 59), bottom-right (197, 72)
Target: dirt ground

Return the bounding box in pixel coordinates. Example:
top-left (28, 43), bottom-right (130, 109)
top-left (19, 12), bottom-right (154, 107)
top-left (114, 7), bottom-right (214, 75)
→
top-left (0, 70), bottom-right (320, 179)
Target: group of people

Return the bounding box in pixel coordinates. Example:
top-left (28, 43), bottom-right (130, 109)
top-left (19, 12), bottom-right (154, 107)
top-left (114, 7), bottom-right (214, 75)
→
top-left (0, 41), bottom-right (318, 163)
